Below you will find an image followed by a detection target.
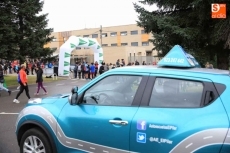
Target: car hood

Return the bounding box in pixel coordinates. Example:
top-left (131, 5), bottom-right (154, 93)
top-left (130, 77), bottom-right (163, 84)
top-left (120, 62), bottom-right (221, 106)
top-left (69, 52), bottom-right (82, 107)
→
top-left (27, 93), bottom-right (70, 105)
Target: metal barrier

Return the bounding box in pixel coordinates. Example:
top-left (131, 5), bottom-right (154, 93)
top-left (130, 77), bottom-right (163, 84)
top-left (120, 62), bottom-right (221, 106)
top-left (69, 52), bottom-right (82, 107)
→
top-left (43, 68), bottom-right (57, 80)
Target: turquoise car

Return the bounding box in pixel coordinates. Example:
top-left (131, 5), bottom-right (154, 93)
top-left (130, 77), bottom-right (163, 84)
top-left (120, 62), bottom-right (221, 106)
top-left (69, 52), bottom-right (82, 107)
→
top-left (15, 46), bottom-right (230, 153)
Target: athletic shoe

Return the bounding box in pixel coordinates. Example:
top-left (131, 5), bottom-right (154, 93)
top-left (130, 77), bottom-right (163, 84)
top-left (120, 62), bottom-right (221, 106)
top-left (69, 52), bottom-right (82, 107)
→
top-left (13, 99), bottom-right (20, 103)
top-left (8, 90), bottom-right (11, 96)
top-left (34, 93), bottom-right (39, 96)
top-left (45, 92), bottom-right (48, 95)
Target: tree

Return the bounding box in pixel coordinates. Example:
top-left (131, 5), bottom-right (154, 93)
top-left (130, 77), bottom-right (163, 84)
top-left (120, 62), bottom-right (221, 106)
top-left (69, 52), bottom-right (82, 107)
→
top-left (0, 0), bottom-right (55, 62)
top-left (0, 1), bottom-right (18, 60)
top-left (134, 0), bottom-right (230, 69)
top-left (15, 0), bottom-right (55, 62)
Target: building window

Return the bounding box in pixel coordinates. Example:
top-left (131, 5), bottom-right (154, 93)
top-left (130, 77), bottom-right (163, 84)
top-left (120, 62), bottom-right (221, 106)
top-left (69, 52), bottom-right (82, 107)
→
top-left (142, 42), bottom-right (149, 46)
top-left (92, 34), bottom-right (98, 38)
top-left (83, 35), bottom-right (89, 38)
top-left (131, 42), bottom-right (138, 46)
top-left (121, 43), bottom-right (128, 46)
top-left (146, 51), bottom-right (152, 56)
top-left (110, 32), bottom-right (117, 37)
top-left (111, 43), bottom-right (117, 46)
top-left (102, 33), bottom-right (107, 37)
top-left (141, 30), bottom-right (147, 34)
top-left (120, 31), bottom-right (127, 36)
top-left (131, 30), bottom-right (138, 35)
top-left (76, 47), bottom-right (81, 50)
top-left (102, 44), bottom-right (108, 47)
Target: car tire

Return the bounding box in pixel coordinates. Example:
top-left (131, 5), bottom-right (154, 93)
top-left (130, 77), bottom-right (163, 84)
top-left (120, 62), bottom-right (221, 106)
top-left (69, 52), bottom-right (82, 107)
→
top-left (20, 128), bottom-right (52, 153)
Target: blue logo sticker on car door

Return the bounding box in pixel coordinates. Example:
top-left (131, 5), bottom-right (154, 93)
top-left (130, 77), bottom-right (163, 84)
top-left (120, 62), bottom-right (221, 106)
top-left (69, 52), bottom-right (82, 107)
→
top-left (137, 132), bottom-right (146, 143)
top-left (137, 120), bottom-right (147, 130)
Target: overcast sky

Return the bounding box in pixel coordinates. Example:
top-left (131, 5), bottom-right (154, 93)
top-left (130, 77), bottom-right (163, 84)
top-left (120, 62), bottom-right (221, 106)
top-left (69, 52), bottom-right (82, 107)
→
top-left (41, 0), bottom-right (157, 32)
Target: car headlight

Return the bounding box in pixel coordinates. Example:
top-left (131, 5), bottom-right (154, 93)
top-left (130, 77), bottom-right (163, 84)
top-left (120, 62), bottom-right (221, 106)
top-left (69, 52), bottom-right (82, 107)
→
top-left (28, 98), bottom-right (42, 104)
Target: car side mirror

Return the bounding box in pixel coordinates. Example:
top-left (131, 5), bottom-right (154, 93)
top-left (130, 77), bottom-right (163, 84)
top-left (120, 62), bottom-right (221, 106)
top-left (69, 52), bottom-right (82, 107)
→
top-left (68, 86), bottom-right (79, 105)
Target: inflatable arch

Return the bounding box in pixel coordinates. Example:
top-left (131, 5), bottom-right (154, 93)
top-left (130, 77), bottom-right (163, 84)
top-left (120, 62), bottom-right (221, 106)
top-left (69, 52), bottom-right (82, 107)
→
top-left (58, 36), bottom-right (103, 76)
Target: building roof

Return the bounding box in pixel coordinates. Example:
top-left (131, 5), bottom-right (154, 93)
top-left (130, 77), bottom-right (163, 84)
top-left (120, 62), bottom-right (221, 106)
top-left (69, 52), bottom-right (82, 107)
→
top-left (112, 65), bottom-right (229, 76)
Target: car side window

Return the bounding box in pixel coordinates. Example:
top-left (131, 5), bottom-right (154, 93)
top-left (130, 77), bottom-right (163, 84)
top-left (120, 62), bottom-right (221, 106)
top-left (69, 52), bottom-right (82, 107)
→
top-left (149, 78), bottom-right (204, 107)
top-left (83, 75), bottom-right (142, 106)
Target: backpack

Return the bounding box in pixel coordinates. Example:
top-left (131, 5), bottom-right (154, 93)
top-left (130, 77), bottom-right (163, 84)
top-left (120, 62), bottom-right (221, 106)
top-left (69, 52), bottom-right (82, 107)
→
top-left (17, 74), bottom-right (21, 83)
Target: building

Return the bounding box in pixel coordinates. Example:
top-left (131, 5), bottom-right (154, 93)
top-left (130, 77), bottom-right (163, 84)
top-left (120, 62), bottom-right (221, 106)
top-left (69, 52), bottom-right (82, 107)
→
top-left (47, 24), bottom-right (158, 65)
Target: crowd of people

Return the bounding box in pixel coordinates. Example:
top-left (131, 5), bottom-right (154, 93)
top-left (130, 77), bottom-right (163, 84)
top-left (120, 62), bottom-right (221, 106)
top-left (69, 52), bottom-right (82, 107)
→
top-left (71, 59), bottom-right (152, 80)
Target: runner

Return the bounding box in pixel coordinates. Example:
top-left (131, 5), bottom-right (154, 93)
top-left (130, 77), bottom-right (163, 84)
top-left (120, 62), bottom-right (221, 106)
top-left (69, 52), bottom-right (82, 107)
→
top-left (35, 66), bottom-right (47, 95)
top-left (13, 64), bottom-right (31, 103)
top-left (0, 66), bottom-right (11, 95)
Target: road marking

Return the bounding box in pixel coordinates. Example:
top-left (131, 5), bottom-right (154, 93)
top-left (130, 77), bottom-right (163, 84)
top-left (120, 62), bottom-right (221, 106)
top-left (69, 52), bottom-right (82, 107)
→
top-left (12, 90), bottom-right (19, 92)
top-left (185, 143), bottom-right (193, 148)
top-left (56, 84), bottom-right (65, 86)
top-left (203, 136), bottom-right (213, 139)
top-left (90, 147), bottom-right (95, 150)
top-left (0, 112), bottom-right (19, 115)
top-left (103, 150), bottom-right (109, 153)
top-left (78, 144), bottom-right (83, 147)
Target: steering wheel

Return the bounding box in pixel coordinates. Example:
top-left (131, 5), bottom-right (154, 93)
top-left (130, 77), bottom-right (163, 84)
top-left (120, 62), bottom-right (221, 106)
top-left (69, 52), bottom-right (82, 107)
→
top-left (99, 93), bottom-right (114, 105)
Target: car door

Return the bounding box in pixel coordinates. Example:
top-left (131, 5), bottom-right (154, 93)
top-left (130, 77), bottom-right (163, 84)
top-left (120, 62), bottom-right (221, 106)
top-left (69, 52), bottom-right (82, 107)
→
top-left (57, 74), bottom-right (148, 153)
top-left (130, 75), bottom-right (229, 153)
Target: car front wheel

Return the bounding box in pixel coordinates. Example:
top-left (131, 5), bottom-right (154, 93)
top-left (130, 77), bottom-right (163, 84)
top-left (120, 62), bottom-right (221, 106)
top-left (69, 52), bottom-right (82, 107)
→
top-left (20, 128), bottom-right (52, 153)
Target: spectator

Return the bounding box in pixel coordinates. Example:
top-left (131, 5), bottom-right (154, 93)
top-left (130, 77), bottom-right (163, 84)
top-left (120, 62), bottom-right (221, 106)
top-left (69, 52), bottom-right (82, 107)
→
top-left (112, 64), bottom-right (116, 69)
top-left (116, 59), bottom-right (120, 67)
top-left (122, 59), bottom-right (125, 66)
top-left (3, 63), bottom-right (8, 75)
top-left (81, 62), bottom-right (85, 79)
top-left (94, 61), bottom-right (99, 77)
top-left (84, 62), bottom-right (90, 80)
top-left (99, 62), bottom-right (105, 74)
top-left (73, 63), bottom-right (78, 79)
top-left (90, 63), bottom-right (95, 79)
top-left (77, 63), bottom-right (82, 79)
top-left (135, 60), bottom-right (140, 65)
top-left (8, 64), bottom-right (12, 74)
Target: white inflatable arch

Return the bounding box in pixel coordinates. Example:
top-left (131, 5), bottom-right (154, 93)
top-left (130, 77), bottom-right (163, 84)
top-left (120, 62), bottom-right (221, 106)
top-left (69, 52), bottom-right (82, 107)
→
top-left (58, 36), bottom-right (103, 76)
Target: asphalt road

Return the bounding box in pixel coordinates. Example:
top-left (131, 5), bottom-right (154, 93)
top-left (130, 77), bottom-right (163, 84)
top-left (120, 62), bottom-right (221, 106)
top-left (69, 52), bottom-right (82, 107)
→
top-left (0, 78), bottom-right (88, 153)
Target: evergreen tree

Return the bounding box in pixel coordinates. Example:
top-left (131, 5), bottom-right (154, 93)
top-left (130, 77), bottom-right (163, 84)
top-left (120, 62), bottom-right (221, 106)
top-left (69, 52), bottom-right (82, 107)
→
top-left (134, 0), bottom-right (230, 69)
top-left (0, 0), bottom-right (55, 62)
top-left (16, 0), bottom-right (55, 62)
top-left (0, 1), bottom-right (18, 60)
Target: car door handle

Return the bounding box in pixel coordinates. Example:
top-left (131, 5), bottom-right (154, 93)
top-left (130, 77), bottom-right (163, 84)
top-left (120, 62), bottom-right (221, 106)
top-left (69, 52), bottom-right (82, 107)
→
top-left (109, 120), bottom-right (128, 126)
